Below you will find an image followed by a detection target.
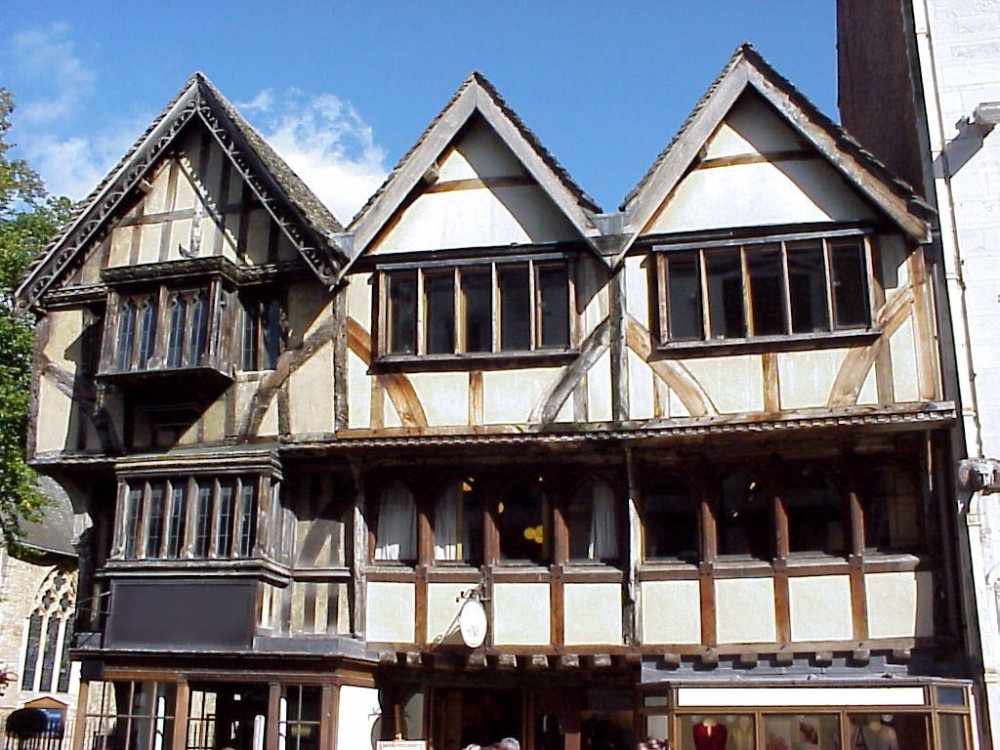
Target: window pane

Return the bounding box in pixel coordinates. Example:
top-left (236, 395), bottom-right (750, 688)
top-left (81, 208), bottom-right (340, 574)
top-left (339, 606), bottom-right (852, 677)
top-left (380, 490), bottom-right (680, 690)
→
top-left (195, 484), bottom-right (212, 557)
top-left (387, 271), bottom-right (417, 355)
top-left (216, 483), bottom-right (235, 556)
top-left (788, 242), bottom-right (830, 333)
top-left (499, 264), bottom-right (531, 351)
top-left (568, 480), bottom-right (619, 562)
top-left (136, 298), bottom-right (158, 369)
top-left (644, 478), bottom-right (699, 562)
top-left (847, 714), bottom-right (928, 750)
top-left (425, 272), bottom-right (455, 354)
top-left (866, 463), bottom-right (922, 550)
top-left (785, 467), bottom-right (845, 555)
top-left (125, 487), bottom-right (144, 559)
top-left (747, 245), bottom-right (787, 335)
top-left (166, 295), bottom-right (186, 368)
top-left (677, 715), bottom-right (753, 750)
top-left (706, 249), bottom-right (746, 339)
top-left (831, 240), bottom-right (870, 329)
top-left (434, 480), bottom-right (482, 565)
top-left (117, 300), bottom-right (137, 371)
top-left (718, 472), bottom-right (771, 559)
top-left (188, 293), bottom-right (209, 366)
top-left (498, 480), bottom-right (545, 562)
top-left (375, 481), bottom-right (417, 562)
top-left (462, 268), bottom-right (493, 353)
top-left (763, 714), bottom-right (839, 750)
top-left (242, 302), bottom-right (260, 371)
top-left (238, 481), bottom-right (258, 557)
top-left (166, 484), bottom-right (187, 558)
top-left (263, 299), bottom-right (281, 368)
top-left (666, 252), bottom-right (703, 341)
top-left (146, 482), bottom-right (166, 558)
top-left (538, 264), bottom-right (570, 347)
top-left (939, 714), bottom-right (970, 750)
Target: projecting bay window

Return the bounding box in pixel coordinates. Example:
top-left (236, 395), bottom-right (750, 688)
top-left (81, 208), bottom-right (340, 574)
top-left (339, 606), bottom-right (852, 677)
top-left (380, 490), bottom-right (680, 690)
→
top-left (378, 256), bottom-right (574, 362)
top-left (655, 232), bottom-right (874, 346)
top-left (116, 475), bottom-right (262, 560)
top-left (98, 277), bottom-right (235, 390)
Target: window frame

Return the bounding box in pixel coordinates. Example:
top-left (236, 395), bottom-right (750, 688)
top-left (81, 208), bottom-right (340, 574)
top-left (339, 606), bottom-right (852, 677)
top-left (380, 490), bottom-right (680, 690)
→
top-left (117, 474), bottom-right (263, 561)
top-left (652, 228), bottom-right (878, 351)
top-left (373, 252), bottom-right (578, 368)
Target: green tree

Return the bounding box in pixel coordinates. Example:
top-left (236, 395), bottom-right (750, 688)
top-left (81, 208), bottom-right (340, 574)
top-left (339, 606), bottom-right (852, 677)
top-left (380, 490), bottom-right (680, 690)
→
top-left (0, 88), bottom-right (73, 549)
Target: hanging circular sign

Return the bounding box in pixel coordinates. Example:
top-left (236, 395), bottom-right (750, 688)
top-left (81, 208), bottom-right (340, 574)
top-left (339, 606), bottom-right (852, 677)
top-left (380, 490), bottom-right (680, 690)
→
top-left (459, 597), bottom-right (488, 648)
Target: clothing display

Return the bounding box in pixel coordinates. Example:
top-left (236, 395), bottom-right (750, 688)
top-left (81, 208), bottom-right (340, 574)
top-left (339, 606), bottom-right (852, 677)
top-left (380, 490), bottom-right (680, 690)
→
top-left (693, 721), bottom-right (728, 750)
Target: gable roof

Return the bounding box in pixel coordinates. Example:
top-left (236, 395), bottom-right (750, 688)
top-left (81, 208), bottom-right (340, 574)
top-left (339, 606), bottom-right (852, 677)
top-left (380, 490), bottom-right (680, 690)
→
top-left (618, 43), bottom-right (934, 259)
top-left (16, 73), bottom-right (346, 311)
top-left (346, 71), bottom-right (603, 269)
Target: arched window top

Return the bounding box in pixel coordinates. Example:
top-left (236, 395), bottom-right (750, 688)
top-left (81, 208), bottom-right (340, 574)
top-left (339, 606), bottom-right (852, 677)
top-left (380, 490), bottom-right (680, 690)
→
top-left (21, 567), bottom-right (76, 695)
top-left (33, 568), bottom-right (76, 619)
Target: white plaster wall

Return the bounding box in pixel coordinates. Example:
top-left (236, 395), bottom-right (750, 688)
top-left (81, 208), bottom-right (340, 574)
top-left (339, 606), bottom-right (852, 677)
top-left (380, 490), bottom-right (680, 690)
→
top-left (408, 372), bottom-right (470, 426)
top-left (337, 685), bottom-right (381, 750)
top-left (563, 583), bottom-right (622, 646)
top-left (624, 256), bottom-right (650, 330)
top-left (588, 351), bottom-right (614, 423)
top-left (628, 350), bottom-right (656, 420)
top-left (426, 582), bottom-right (469, 646)
top-left (889, 317), bottom-right (920, 403)
top-left (788, 575), bottom-right (853, 642)
top-left (715, 577), bottom-right (777, 643)
top-left (640, 579), bottom-right (702, 645)
top-left (365, 581), bottom-right (415, 643)
top-left (777, 349), bottom-right (848, 410)
top-left (493, 582), bottom-right (550, 645)
top-left (684, 355), bottom-right (763, 414)
top-left (483, 368), bottom-right (558, 424)
top-left (289, 340), bottom-right (335, 434)
top-left (36, 379), bottom-right (74, 453)
top-left (865, 570), bottom-right (934, 639)
top-left (347, 351), bottom-right (372, 429)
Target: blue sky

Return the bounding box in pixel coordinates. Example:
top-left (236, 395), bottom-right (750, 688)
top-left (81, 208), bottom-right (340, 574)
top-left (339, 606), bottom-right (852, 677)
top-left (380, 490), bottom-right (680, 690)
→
top-left (2, 2), bottom-right (838, 222)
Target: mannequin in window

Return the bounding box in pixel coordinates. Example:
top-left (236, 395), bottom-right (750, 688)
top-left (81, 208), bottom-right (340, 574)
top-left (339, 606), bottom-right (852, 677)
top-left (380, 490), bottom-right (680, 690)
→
top-left (853, 716), bottom-right (899, 750)
top-left (731, 716), bottom-right (753, 750)
top-left (692, 718), bottom-right (727, 750)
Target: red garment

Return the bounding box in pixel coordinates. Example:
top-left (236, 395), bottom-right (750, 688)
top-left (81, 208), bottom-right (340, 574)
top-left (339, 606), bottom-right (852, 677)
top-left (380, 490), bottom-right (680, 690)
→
top-left (692, 722), bottom-right (728, 750)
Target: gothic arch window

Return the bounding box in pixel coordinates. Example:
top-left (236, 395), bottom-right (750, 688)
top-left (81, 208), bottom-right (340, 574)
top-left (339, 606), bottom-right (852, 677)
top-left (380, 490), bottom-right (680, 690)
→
top-left (21, 567), bottom-right (76, 694)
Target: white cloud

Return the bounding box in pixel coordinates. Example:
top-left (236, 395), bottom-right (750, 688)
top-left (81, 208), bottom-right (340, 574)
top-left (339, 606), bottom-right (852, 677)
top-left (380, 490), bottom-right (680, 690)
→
top-left (8, 23), bottom-right (95, 126)
top-left (239, 89), bottom-right (389, 224)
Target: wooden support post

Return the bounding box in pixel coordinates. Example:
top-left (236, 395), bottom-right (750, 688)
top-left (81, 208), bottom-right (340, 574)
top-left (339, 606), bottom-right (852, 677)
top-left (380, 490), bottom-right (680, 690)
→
top-left (72, 680), bottom-right (90, 750)
top-left (172, 680), bottom-right (189, 750)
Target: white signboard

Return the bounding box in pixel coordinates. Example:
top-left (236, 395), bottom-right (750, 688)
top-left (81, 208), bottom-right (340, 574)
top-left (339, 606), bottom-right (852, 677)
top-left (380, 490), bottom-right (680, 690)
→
top-left (459, 598), bottom-right (488, 648)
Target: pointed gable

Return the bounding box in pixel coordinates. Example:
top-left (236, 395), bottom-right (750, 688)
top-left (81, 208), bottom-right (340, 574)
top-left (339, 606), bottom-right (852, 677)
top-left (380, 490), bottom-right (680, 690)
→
top-left (348, 72), bottom-right (603, 265)
top-left (16, 73), bottom-right (345, 311)
top-left (620, 44), bottom-right (932, 255)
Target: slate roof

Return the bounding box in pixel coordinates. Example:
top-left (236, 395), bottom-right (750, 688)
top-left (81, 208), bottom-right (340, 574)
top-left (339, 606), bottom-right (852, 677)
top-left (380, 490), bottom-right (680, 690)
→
top-left (621, 43), bottom-right (933, 239)
top-left (19, 476), bottom-right (75, 558)
top-left (16, 72), bottom-right (345, 311)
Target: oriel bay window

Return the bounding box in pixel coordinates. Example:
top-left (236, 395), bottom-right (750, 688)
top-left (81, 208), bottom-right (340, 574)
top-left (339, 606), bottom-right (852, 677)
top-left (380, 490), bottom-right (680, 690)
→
top-left (378, 255), bottom-right (574, 360)
top-left (98, 275), bottom-right (236, 387)
top-left (117, 475), bottom-right (262, 560)
top-left (655, 231), bottom-right (874, 345)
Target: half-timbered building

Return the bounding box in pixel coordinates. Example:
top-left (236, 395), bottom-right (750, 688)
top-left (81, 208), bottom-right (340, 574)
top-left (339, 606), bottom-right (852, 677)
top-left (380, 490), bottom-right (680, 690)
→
top-left (15, 45), bottom-right (981, 750)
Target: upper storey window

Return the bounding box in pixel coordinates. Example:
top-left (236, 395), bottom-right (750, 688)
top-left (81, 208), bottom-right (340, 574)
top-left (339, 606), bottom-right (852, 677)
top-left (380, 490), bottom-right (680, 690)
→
top-left (376, 254), bottom-right (574, 364)
top-left (654, 231), bottom-right (873, 347)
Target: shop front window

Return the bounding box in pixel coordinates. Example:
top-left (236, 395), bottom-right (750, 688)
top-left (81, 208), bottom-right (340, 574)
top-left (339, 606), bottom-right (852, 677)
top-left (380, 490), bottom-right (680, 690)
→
top-left (677, 714), bottom-right (754, 750)
top-left (763, 714), bottom-right (838, 750)
top-left (846, 714), bottom-right (928, 750)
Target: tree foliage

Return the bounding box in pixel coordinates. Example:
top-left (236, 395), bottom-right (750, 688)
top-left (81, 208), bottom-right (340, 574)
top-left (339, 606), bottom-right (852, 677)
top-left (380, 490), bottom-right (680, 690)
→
top-left (0, 89), bottom-right (73, 549)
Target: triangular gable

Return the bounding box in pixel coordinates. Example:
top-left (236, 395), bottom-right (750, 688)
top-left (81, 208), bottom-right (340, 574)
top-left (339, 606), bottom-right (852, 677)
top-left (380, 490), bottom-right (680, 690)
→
top-left (619, 44), bottom-right (933, 259)
top-left (16, 73), bottom-right (345, 311)
top-left (347, 72), bottom-right (604, 268)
